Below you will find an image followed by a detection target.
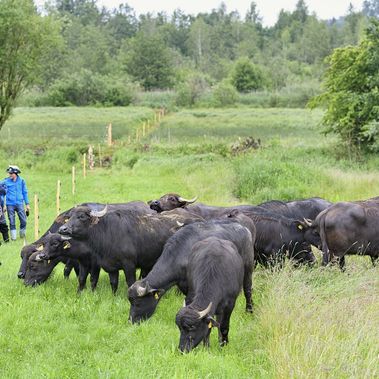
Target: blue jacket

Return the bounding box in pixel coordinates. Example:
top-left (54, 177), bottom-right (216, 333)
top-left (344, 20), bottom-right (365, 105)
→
top-left (2, 176), bottom-right (29, 206)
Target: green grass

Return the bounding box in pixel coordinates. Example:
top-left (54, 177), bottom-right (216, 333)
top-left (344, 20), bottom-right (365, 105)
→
top-left (0, 106), bottom-right (378, 378)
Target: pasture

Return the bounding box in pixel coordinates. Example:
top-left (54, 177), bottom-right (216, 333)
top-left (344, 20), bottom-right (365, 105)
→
top-left (0, 107), bottom-right (378, 378)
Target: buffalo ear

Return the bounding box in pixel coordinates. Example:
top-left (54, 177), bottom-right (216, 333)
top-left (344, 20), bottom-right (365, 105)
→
top-left (295, 220), bottom-right (307, 231)
top-left (36, 245), bottom-right (44, 251)
top-left (63, 241), bottom-right (71, 250)
top-left (152, 289), bottom-right (165, 300)
top-left (206, 316), bottom-right (219, 328)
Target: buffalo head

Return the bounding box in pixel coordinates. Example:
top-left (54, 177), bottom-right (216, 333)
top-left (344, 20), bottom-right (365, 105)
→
top-left (148, 193), bottom-right (197, 213)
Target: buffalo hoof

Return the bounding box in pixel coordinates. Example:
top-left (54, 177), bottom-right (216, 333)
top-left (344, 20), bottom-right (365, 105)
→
top-left (17, 271), bottom-right (25, 279)
top-left (246, 305), bottom-right (253, 313)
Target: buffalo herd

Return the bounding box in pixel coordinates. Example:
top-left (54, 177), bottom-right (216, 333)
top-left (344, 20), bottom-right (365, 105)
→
top-left (16, 193), bottom-right (378, 352)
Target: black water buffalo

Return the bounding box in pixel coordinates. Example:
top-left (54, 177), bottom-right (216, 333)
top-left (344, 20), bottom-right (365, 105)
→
top-left (148, 193), bottom-right (198, 212)
top-left (236, 209), bottom-right (317, 267)
top-left (258, 197), bottom-right (332, 220)
top-left (19, 202), bottom-right (154, 281)
top-left (59, 205), bottom-right (203, 293)
top-left (34, 233), bottom-right (98, 292)
top-left (128, 217), bottom-right (255, 324)
top-left (176, 237), bottom-right (244, 352)
top-left (311, 201), bottom-right (379, 268)
top-left (24, 251), bottom-right (80, 287)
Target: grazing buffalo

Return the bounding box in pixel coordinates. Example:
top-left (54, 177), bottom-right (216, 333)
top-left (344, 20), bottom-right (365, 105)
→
top-left (235, 209), bottom-right (317, 267)
top-left (311, 201), bottom-right (379, 268)
top-left (20, 202), bottom-right (154, 281)
top-left (59, 205), bottom-right (202, 293)
top-left (24, 251), bottom-right (80, 287)
top-left (34, 233), bottom-right (98, 292)
top-left (148, 193), bottom-right (198, 212)
top-left (128, 217), bottom-right (255, 324)
top-left (176, 237), bottom-right (244, 352)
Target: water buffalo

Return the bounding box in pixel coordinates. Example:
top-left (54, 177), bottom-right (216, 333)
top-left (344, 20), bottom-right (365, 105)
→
top-left (128, 216), bottom-right (255, 323)
top-left (311, 201), bottom-right (379, 268)
top-left (33, 233), bottom-right (99, 292)
top-left (176, 237), bottom-right (244, 352)
top-left (19, 202), bottom-right (154, 281)
top-left (24, 250), bottom-right (80, 287)
top-left (148, 193), bottom-right (198, 212)
top-left (59, 205), bottom-right (203, 293)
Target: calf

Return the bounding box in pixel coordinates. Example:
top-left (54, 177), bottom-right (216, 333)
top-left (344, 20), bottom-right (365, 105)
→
top-left (176, 237), bottom-right (244, 352)
top-left (128, 217), bottom-right (255, 323)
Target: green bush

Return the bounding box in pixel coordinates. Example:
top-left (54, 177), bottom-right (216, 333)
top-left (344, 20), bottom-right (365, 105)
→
top-left (231, 57), bottom-right (264, 92)
top-left (212, 81), bottom-right (238, 107)
top-left (175, 73), bottom-right (210, 107)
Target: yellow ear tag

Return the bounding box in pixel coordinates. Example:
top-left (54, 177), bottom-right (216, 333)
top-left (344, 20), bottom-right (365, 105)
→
top-left (63, 241), bottom-right (71, 250)
top-left (154, 293), bottom-right (159, 300)
top-left (64, 219), bottom-right (69, 223)
top-left (298, 224), bottom-right (303, 230)
top-left (37, 245), bottom-right (44, 251)
top-left (48, 260), bottom-right (51, 264)
top-left (208, 322), bottom-right (212, 329)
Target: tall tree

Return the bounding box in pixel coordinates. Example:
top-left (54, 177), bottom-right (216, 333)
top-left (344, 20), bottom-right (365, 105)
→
top-left (125, 33), bottom-right (175, 90)
top-left (309, 20), bottom-right (379, 150)
top-left (0, 0), bottom-right (59, 130)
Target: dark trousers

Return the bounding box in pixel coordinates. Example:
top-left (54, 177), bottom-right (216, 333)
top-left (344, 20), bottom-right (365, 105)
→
top-left (0, 207), bottom-right (9, 242)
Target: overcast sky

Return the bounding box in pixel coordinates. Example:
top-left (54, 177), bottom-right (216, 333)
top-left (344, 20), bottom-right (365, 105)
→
top-left (36, 1), bottom-right (364, 26)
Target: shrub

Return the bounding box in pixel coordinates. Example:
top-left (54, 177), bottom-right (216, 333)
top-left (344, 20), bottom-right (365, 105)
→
top-left (231, 57), bottom-right (264, 92)
top-left (212, 80), bottom-right (238, 107)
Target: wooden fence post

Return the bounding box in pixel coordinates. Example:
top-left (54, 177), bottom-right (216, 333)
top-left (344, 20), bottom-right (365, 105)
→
top-left (83, 153), bottom-right (86, 178)
top-left (56, 180), bottom-right (61, 216)
top-left (72, 166), bottom-right (76, 195)
top-left (34, 194), bottom-right (39, 240)
top-left (107, 123), bottom-right (112, 146)
top-left (98, 144), bottom-right (102, 168)
top-left (88, 145), bottom-right (94, 170)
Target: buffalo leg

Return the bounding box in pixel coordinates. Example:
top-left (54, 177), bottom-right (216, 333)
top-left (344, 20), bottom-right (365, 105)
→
top-left (90, 264), bottom-right (101, 291)
top-left (63, 260), bottom-right (75, 279)
top-left (77, 264), bottom-right (90, 292)
top-left (338, 256), bottom-right (346, 271)
top-left (218, 306), bottom-right (234, 346)
top-left (123, 264), bottom-right (136, 288)
top-left (108, 271), bottom-right (119, 294)
top-left (243, 266), bottom-right (253, 313)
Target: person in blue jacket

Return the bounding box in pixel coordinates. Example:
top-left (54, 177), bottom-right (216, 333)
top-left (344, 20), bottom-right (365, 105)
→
top-left (0, 181), bottom-right (9, 243)
top-left (3, 165), bottom-right (30, 241)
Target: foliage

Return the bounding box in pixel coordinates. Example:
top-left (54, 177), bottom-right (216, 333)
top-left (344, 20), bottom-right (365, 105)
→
top-left (212, 80), bottom-right (238, 107)
top-left (124, 33), bottom-right (175, 90)
top-left (0, 0), bottom-right (60, 130)
top-left (43, 70), bottom-right (138, 106)
top-left (231, 57), bottom-right (264, 92)
top-left (309, 20), bottom-right (379, 151)
top-left (175, 73), bottom-right (210, 107)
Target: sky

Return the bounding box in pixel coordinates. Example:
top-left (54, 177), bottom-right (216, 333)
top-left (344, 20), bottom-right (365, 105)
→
top-left (35, 1), bottom-right (365, 26)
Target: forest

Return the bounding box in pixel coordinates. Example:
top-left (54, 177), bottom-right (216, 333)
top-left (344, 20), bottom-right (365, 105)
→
top-left (18, 0), bottom-right (379, 108)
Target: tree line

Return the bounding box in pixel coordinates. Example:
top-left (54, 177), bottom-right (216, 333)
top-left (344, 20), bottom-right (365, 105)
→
top-left (6, 0), bottom-right (379, 107)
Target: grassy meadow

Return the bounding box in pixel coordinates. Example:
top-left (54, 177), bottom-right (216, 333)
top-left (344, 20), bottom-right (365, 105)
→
top-left (0, 106), bottom-right (378, 378)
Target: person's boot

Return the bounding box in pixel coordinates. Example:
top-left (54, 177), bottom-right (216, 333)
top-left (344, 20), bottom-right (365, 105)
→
top-left (10, 229), bottom-right (17, 241)
top-left (20, 228), bottom-right (26, 238)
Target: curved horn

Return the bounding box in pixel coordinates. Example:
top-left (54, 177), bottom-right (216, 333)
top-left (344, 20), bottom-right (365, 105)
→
top-left (90, 205), bottom-right (108, 218)
top-left (178, 196), bottom-right (197, 204)
top-left (183, 299), bottom-right (186, 308)
top-left (35, 253), bottom-right (43, 262)
top-left (136, 285), bottom-right (148, 297)
top-left (303, 218), bottom-right (312, 227)
top-left (177, 221), bottom-right (184, 227)
top-left (197, 302), bottom-right (212, 319)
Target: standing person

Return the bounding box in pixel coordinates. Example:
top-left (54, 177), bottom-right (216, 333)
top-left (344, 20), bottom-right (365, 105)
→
top-left (3, 165), bottom-right (30, 241)
top-left (0, 181), bottom-right (9, 243)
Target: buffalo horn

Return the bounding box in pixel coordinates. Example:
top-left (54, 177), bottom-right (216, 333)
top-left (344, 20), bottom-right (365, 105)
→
top-left (35, 254), bottom-right (43, 262)
top-left (303, 218), bottom-right (312, 227)
top-left (197, 302), bottom-right (212, 319)
top-left (136, 285), bottom-right (147, 297)
top-left (178, 196), bottom-right (197, 204)
top-left (183, 299), bottom-right (186, 308)
top-left (90, 205), bottom-right (108, 218)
